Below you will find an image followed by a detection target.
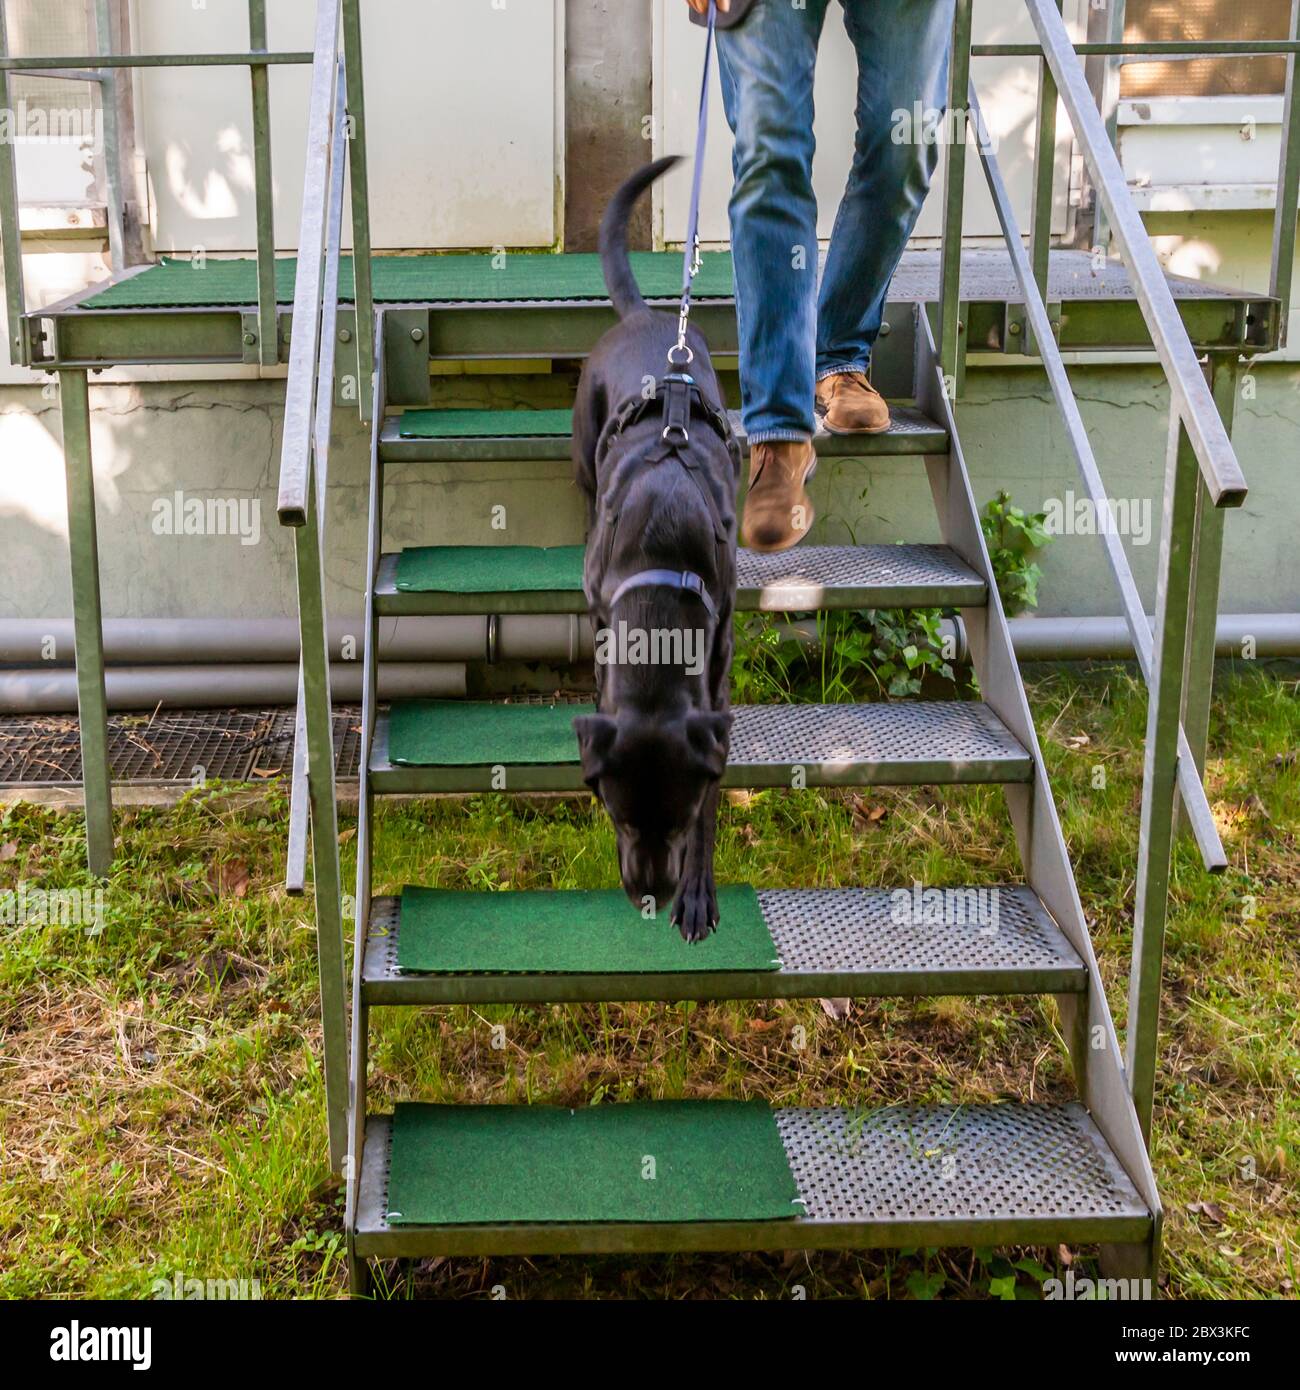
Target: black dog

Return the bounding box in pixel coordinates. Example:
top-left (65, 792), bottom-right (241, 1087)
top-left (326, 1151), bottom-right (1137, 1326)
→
top-left (572, 157), bottom-right (739, 943)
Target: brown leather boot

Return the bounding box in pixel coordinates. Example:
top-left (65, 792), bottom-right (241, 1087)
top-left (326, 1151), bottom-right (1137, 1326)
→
top-left (741, 439), bottom-right (817, 553)
top-left (815, 370), bottom-right (891, 434)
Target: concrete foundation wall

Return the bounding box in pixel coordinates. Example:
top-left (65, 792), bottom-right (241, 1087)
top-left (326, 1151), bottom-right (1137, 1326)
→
top-left (1, 362), bottom-right (1296, 630)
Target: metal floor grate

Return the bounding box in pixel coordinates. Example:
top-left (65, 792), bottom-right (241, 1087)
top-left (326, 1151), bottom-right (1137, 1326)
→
top-left (736, 544), bottom-right (984, 608)
top-left (728, 702), bottom-right (1023, 766)
top-left (0, 708), bottom-right (362, 786)
top-left (776, 1103), bottom-right (1145, 1223)
top-left (758, 887), bottom-right (1076, 974)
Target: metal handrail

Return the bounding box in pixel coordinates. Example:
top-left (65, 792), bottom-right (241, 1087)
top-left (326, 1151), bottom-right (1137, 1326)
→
top-left (285, 40), bottom-right (350, 898)
top-left (276, 0), bottom-right (341, 529)
top-left (968, 84), bottom-right (1227, 874)
top-left (972, 40), bottom-right (1300, 57)
top-left (0, 0), bottom-right (309, 370)
top-left (273, 0), bottom-right (375, 1168)
top-left (0, 52), bottom-right (312, 69)
top-left (942, 4), bottom-right (1269, 1144)
top-left (1025, 0), bottom-right (1247, 506)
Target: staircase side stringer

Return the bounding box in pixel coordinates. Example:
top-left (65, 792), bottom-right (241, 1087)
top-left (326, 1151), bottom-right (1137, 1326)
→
top-left (344, 315), bottom-right (388, 1298)
top-left (914, 312), bottom-right (1162, 1253)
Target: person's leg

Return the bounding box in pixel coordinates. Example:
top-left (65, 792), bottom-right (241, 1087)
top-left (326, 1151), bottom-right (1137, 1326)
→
top-left (816, 0), bottom-right (955, 381)
top-left (717, 0), bottom-right (830, 444)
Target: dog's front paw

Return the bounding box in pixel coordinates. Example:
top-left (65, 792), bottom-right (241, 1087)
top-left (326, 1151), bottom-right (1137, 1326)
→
top-left (671, 874), bottom-right (718, 944)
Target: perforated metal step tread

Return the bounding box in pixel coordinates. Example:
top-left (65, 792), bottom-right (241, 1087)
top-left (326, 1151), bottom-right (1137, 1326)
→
top-left (378, 404), bottom-right (946, 462)
top-left (354, 1102), bottom-right (1151, 1257)
top-left (361, 886), bottom-right (1084, 1004)
top-left (375, 543), bottom-right (986, 615)
top-left (368, 699), bottom-right (1033, 793)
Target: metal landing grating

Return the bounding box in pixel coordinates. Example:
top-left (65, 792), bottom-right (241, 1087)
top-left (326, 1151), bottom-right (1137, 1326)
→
top-left (353, 1103), bottom-right (1151, 1257)
top-left (360, 885), bottom-right (1085, 1004)
top-left (0, 708), bottom-right (362, 786)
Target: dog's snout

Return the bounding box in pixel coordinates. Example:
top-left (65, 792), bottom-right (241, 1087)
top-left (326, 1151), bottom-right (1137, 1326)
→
top-left (618, 836), bottom-right (686, 914)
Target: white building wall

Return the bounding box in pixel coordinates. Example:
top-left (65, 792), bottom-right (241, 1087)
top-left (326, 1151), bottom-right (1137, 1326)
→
top-left (130, 0), bottom-right (559, 252)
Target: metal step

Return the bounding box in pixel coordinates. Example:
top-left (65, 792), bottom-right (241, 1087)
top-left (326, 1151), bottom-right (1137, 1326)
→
top-left (368, 699), bottom-right (1034, 794)
top-left (378, 404), bottom-right (947, 462)
top-left (361, 886), bottom-right (1085, 1004)
top-left (353, 1102), bottom-right (1151, 1258)
top-left (375, 543), bottom-right (987, 616)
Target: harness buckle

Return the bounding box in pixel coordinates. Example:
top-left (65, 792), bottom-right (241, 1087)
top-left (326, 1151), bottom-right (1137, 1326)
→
top-left (661, 371), bottom-right (694, 447)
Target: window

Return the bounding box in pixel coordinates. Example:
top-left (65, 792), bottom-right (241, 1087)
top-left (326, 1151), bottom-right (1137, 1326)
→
top-left (5, 0), bottom-right (95, 122)
top-left (1123, 0), bottom-right (1294, 99)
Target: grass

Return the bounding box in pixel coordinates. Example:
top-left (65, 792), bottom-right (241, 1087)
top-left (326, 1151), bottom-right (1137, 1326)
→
top-left (0, 662), bottom-right (1296, 1300)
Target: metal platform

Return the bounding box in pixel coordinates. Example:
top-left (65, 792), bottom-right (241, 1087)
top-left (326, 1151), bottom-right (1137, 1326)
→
top-left (361, 885), bottom-right (1084, 1004)
top-left (354, 1102), bottom-right (1152, 1257)
top-left (27, 248), bottom-right (1277, 367)
top-left (368, 699), bottom-right (1034, 793)
top-left (375, 543), bottom-right (987, 616)
top-left (377, 403), bottom-right (948, 462)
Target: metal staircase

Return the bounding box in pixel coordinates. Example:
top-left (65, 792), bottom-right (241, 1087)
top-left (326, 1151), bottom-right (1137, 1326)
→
top-left (6, 0), bottom-right (1296, 1298)
top-left (328, 296), bottom-right (1161, 1293)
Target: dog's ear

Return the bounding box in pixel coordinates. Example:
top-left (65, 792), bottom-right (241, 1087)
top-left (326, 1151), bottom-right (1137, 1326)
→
top-left (684, 710), bottom-right (731, 780)
top-left (573, 713), bottom-right (618, 790)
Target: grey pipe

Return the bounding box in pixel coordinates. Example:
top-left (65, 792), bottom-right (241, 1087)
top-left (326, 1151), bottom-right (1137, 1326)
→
top-left (0, 612), bottom-right (1293, 714)
top-left (0, 662), bottom-right (465, 713)
top-left (992, 613), bottom-right (1298, 662)
top-left (0, 616), bottom-right (592, 666)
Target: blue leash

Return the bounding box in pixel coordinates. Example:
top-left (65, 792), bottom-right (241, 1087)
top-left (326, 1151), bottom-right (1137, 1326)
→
top-left (669, 0), bottom-right (717, 369)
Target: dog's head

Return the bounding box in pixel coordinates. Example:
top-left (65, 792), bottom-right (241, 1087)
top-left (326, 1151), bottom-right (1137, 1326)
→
top-left (574, 708), bottom-right (730, 912)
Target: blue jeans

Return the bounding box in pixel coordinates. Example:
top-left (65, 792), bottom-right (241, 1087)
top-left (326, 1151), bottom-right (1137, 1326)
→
top-left (717, 0), bottom-right (955, 443)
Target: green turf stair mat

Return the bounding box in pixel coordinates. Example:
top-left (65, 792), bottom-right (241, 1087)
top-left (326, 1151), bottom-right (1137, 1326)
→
top-left (361, 886), bottom-right (1087, 1005)
top-left (388, 698), bottom-right (582, 767)
top-left (392, 883), bottom-right (778, 974)
top-left (80, 252), bottom-right (736, 310)
top-left (393, 544), bottom-right (584, 603)
top-left (377, 404), bottom-right (947, 462)
top-left (378, 543), bottom-right (986, 615)
top-left (384, 1100), bottom-right (799, 1226)
top-left (355, 1101), bottom-right (1151, 1255)
top-left (398, 407), bottom-right (574, 438)
top-left (370, 699), bottom-right (1033, 793)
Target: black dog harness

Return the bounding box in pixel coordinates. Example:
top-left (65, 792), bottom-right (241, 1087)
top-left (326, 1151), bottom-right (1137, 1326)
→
top-left (598, 371), bottom-right (735, 623)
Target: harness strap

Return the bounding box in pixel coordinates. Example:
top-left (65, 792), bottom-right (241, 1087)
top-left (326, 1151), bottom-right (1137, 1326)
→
top-left (597, 381), bottom-right (732, 621)
top-left (607, 567), bottom-right (719, 623)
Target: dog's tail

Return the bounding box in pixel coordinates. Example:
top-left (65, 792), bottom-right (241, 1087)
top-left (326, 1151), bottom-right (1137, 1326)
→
top-left (599, 156), bottom-right (683, 320)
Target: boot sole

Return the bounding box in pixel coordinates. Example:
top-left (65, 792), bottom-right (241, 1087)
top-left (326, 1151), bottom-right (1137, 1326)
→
top-left (819, 417), bottom-right (891, 436)
top-left (814, 402), bottom-right (892, 436)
